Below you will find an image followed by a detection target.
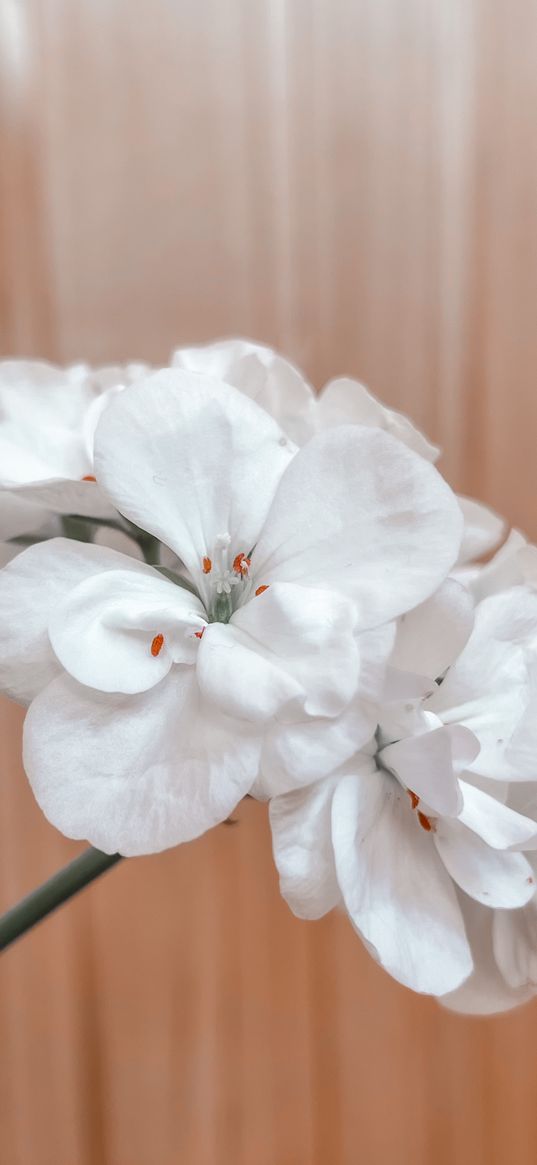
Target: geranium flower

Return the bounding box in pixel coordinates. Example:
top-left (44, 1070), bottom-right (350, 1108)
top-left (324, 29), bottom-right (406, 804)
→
top-left (441, 890), bottom-right (537, 1015)
top-left (172, 339), bottom-right (507, 569)
top-left (171, 337), bottom-right (438, 456)
top-left (268, 584), bottom-right (537, 996)
top-left (0, 368), bottom-right (462, 856)
top-left (0, 359), bottom-right (148, 523)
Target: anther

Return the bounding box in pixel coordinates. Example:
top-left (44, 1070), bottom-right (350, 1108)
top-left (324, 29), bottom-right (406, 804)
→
top-left (203, 557), bottom-right (212, 574)
top-left (194, 629), bottom-right (205, 640)
top-left (151, 633), bottom-right (165, 657)
top-left (233, 552), bottom-right (251, 576)
top-left (81, 475), bottom-right (97, 482)
top-left (406, 789), bottom-right (420, 811)
top-left (417, 811), bottom-right (436, 833)
top-left (255, 585), bottom-right (269, 597)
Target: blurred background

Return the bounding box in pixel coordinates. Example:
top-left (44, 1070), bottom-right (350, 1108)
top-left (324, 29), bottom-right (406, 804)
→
top-left (1, 1), bottom-right (537, 1162)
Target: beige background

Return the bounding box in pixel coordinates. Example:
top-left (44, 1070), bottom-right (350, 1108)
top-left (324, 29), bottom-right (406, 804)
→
top-left (2, 2), bottom-right (537, 1162)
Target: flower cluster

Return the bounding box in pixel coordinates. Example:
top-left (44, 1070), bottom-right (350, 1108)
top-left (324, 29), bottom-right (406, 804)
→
top-left (1, 339), bottom-right (537, 1013)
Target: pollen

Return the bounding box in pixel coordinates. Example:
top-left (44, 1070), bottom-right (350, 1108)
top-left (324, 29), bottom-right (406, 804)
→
top-left (406, 789), bottom-right (420, 811)
top-left (194, 629), bottom-right (205, 640)
top-left (255, 585), bottom-right (269, 597)
top-left (203, 556), bottom-right (212, 574)
top-left (151, 633), bottom-right (165, 657)
top-left (233, 552), bottom-right (251, 576)
top-left (417, 811), bottom-right (436, 833)
top-left (81, 474), bottom-right (97, 482)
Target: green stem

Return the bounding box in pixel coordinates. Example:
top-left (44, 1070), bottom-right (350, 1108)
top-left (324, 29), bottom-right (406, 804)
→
top-left (0, 847), bottom-right (123, 952)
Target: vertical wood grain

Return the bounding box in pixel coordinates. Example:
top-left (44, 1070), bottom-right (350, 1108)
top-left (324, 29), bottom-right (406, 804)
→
top-left (2, 2), bottom-right (537, 1162)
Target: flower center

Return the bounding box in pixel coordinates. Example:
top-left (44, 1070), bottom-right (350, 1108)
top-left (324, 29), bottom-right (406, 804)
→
top-left (201, 533), bottom-right (252, 623)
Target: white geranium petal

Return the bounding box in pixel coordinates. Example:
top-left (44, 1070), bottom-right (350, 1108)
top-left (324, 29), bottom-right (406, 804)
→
top-left (379, 726), bottom-right (476, 817)
top-left (252, 426), bottom-right (463, 628)
top-left (391, 579), bottom-right (474, 680)
top-left (434, 818), bottom-right (536, 907)
top-left (0, 491), bottom-right (52, 541)
top-left (493, 900), bottom-right (537, 990)
top-left (456, 496), bottom-right (507, 566)
top-left (229, 582), bottom-right (359, 717)
top-left (172, 337), bottom-right (317, 444)
top-left (8, 477), bottom-right (115, 519)
top-left (0, 538), bottom-right (156, 705)
top-left (93, 370), bottom-right (296, 591)
top-left (429, 587), bottom-right (537, 780)
top-left (24, 670), bottom-right (261, 856)
top-left (316, 378), bottom-right (439, 461)
top-left (332, 771), bottom-right (473, 995)
top-left (269, 778), bottom-right (343, 920)
top-left (457, 780), bottom-right (537, 850)
top-left (258, 623), bottom-right (395, 797)
top-left (49, 569), bottom-right (206, 694)
top-left (442, 896), bottom-right (535, 1014)
top-left (196, 621), bottom-right (302, 723)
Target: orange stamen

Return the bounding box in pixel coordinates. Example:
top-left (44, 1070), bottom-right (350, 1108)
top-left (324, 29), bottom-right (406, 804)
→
top-left (406, 789), bottom-right (420, 811)
top-left (202, 556), bottom-right (212, 574)
top-left (194, 629), bottom-right (205, 640)
top-left (255, 585), bottom-right (269, 597)
top-left (151, 633), bottom-right (165, 657)
top-left (418, 811), bottom-right (435, 833)
top-left (81, 474), bottom-right (97, 482)
top-left (233, 552), bottom-right (251, 576)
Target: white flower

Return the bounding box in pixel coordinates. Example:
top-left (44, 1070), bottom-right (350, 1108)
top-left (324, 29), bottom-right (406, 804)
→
top-left (0, 359), bottom-right (148, 525)
top-left (0, 368), bottom-right (462, 857)
top-left (268, 583), bottom-right (537, 996)
top-left (441, 782), bottom-right (537, 1014)
top-left (172, 339), bottom-right (509, 572)
top-left (172, 337), bottom-right (317, 445)
top-left (269, 710), bottom-right (537, 998)
top-left (171, 337), bottom-right (439, 457)
top-left (440, 893), bottom-right (537, 1015)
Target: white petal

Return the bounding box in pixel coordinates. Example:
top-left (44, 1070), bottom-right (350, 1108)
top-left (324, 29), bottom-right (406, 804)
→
top-left (379, 726), bottom-right (477, 816)
top-left (457, 780), bottom-right (537, 849)
top-left (8, 478), bottom-right (116, 519)
top-left (316, 378), bottom-right (439, 461)
top-left (94, 370), bottom-right (296, 596)
top-left (49, 569), bottom-right (206, 694)
top-left (258, 624), bottom-right (394, 796)
top-left (390, 579), bottom-right (474, 679)
top-left (0, 360), bottom-right (97, 480)
top-left (493, 900), bottom-right (537, 989)
top-left (442, 895), bottom-right (535, 1014)
top-left (230, 582), bottom-right (359, 716)
top-left (252, 425), bottom-right (463, 628)
top-left (269, 778), bottom-right (343, 919)
top-left (259, 705), bottom-right (376, 797)
top-left (332, 770), bottom-right (473, 995)
top-left (434, 818), bottom-right (536, 907)
top-left (0, 491), bottom-right (52, 541)
top-left (468, 528), bottom-right (530, 603)
top-left (429, 587), bottom-right (537, 780)
top-left (196, 620), bottom-right (302, 723)
top-left (0, 361), bottom-right (115, 516)
top-left (24, 670), bottom-right (261, 855)
top-left (172, 337), bottom-right (317, 444)
top-left (0, 538), bottom-right (158, 704)
top-left (456, 496), bottom-right (507, 565)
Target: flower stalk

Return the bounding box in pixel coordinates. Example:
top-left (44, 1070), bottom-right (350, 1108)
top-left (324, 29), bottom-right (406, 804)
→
top-left (0, 847), bottom-right (123, 952)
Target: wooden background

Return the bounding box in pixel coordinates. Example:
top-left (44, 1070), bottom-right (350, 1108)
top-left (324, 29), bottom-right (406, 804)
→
top-left (2, 2), bottom-right (537, 1161)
